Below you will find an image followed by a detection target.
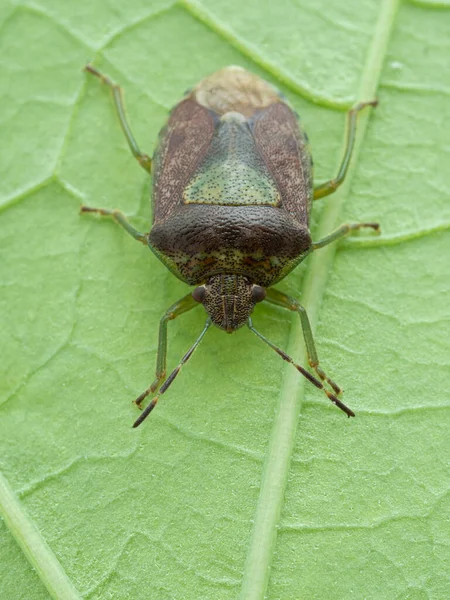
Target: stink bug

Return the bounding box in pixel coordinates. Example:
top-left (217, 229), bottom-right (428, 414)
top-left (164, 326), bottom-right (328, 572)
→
top-left (81, 64), bottom-right (379, 427)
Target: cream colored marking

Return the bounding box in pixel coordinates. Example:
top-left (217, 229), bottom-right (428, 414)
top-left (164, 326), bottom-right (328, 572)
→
top-left (193, 66), bottom-right (280, 116)
top-left (221, 111), bottom-right (247, 123)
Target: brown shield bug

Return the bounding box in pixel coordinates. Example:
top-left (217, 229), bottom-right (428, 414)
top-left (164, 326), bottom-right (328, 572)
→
top-left (81, 64), bottom-right (379, 427)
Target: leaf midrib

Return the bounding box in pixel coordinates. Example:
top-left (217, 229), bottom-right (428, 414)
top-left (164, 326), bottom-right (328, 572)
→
top-left (0, 2), bottom-right (402, 598)
top-left (238, 0), bottom-right (401, 598)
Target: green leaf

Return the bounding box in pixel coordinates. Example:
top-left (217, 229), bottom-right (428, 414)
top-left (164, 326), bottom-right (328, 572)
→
top-left (1, 1), bottom-right (449, 599)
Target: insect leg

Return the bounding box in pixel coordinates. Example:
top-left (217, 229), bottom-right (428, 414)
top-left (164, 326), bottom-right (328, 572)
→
top-left (133, 319), bottom-right (211, 428)
top-left (134, 293), bottom-right (200, 408)
top-left (264, 288), bottom-right (341, 395)
top-left (248, 319), bottom-right (354, 417)
top-left (84, 63), bottom-right (152, 173)
top-left (80, 206), bottom-right (148, 244)
top-left (313, 100), bottom-right (378, 201)
top-left (312, 222), bottom-right (379, 250)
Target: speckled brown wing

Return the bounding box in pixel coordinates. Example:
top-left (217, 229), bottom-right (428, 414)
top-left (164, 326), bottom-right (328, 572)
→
top-left (151, 98), bottom-right (216, 224)
top-left (250, 102), bottom-right (313, 227)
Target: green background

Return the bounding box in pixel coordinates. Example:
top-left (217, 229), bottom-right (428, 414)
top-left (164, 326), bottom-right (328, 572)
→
top-left (1, 0), bottom-right (449, 598)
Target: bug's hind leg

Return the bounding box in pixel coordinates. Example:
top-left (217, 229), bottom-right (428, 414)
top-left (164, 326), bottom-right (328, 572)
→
top-left (84, 64), bottom-right (152, 173)
top-left (80, 206), bottom-right (148, 245)
top-left (313, 100), bottom-right (378, 201)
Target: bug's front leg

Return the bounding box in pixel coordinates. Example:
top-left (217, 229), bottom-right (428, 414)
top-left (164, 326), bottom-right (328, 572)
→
top-left (134, 318), bottom-right (211, 428)
top-left (134, 293), bottom-right (200, 408)
top-left (264, 287), bottom-right (341, 395)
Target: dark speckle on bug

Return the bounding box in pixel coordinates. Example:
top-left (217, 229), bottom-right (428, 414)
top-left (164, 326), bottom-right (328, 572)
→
top-left (81, 64), bottom-right (379, 427)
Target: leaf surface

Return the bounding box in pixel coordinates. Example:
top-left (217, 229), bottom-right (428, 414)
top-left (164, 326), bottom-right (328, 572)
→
top-left (1, 1), bottom-right (449, 598)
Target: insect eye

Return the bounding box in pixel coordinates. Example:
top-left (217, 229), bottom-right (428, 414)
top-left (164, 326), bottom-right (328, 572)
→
top-left (192, 286), bottom-right (206, 303)
top-left (251, 285), bottom-right (266, 303)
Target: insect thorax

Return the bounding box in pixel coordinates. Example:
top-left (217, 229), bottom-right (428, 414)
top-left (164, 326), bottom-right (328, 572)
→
top-left (149, 204), bottom-right (312, 287)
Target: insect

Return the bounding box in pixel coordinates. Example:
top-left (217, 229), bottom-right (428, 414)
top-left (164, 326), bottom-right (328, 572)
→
top-left (81, 64), bottom-right (379, 427)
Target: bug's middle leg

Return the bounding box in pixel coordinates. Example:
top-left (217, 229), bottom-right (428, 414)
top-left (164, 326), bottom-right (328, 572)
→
top-left (84, 64), bottom-right (152, 173)
top-left (264, 288), bottom-right (341, 395)
top-left (80, 206), bottom-right (148, 244)
top-left (313, 99), bottom-right (378, 201)
top-left (312, 222), bottom-right (379, 250)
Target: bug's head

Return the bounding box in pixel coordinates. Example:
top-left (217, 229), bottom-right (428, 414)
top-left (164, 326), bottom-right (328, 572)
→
top-left (192, 274), bottom-right (266, 333)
